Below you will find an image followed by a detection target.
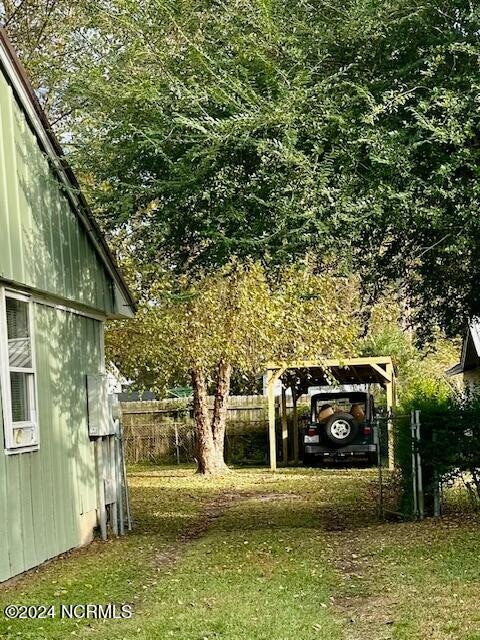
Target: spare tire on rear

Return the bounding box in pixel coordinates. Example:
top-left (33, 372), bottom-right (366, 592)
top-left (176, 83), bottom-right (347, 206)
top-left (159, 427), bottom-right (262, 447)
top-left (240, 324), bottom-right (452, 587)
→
top-left (324, 413), bottom-right (358, 447)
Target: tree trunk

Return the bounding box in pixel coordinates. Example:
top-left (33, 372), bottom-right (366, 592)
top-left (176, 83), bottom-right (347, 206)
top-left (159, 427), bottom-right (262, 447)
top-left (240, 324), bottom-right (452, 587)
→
top-left (191, 369), bottom-right (217, 475)
top-left (191, 364), bottom-right (232, 475)
top-left (211, 361), bottom-right (232, 472)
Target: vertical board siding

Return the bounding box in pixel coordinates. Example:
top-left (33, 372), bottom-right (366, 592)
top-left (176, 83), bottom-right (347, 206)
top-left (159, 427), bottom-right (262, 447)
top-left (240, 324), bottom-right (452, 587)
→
top-left (4, 455), bottom-right (24, 577)
top-left (0, 94), bottom-right (12, 277)
top-left (0, 304), bottom-right (104, 581)
top-left (0, 69), bottom-right (115, 315)
top-left (0, 391), bottom-right (10, 582)
top-left (36, 306), bottom-right (60, 561)
top-left (28, 452), bottom-right (47, 572)
top-left (0, 80), bottom-right (22, 282)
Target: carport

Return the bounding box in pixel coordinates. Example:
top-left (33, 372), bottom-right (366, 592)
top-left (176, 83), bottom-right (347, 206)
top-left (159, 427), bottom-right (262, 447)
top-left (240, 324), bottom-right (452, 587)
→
top-left (265, 357), bottom-right (396, 471)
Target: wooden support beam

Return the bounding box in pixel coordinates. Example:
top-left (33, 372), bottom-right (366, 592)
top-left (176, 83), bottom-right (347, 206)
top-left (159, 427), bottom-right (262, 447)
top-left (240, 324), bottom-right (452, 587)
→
top-left (267, 367), bottom-right (285, 471)
top-left (281, 386), bottom-right (288, 465)
top-left (369, 362), bottom-right (392, 382)
top-left (267, 375), bottom-right (276, 471)
top-left (266, 357), bottom-right (394, 370)
top-left (292, 389), bottom-right (299, 465)
top-left (386, 363), bottom-right (395, 470)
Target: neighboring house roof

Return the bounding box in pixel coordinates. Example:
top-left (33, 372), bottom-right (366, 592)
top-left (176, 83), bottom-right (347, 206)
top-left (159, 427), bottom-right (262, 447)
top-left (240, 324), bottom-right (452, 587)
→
top-left (0, 28), bottom-right (136, 316)
top-left (118, 390), bottom-right (158, 402)
top-left (446, 319), bottom-right (480, 376)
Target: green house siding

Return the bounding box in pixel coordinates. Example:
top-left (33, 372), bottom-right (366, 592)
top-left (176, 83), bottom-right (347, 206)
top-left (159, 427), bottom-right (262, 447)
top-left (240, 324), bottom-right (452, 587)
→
top-left (0, 303), bottom-right (102, 582)
top-left (0, 68), bottom-right (115, 316)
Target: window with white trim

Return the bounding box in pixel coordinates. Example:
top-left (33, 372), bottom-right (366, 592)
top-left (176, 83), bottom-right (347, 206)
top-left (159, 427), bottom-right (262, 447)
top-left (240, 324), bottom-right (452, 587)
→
top-left (1, 289), bottom-right (39, 452)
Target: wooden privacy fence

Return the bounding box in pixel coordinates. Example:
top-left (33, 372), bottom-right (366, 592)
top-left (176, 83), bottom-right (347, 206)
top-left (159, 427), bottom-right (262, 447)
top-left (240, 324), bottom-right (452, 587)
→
top-left (121, 395), bottom-right (310, 465)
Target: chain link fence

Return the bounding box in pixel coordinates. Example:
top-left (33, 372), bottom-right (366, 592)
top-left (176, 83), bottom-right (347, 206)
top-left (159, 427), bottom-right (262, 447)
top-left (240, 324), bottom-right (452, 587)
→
top-left (121, 396), bottom-right (311, 466)
top-left (374, 409), bottom-right (480, 519)
top-left (123, 420), bottom-right (196, 464)
top-left (122, 419), bottom-right (278, 465)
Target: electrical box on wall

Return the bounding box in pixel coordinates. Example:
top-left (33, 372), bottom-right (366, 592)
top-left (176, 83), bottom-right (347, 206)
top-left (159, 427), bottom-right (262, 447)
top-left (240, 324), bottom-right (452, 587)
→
top-left (86, 374), bottom-right (114, 437)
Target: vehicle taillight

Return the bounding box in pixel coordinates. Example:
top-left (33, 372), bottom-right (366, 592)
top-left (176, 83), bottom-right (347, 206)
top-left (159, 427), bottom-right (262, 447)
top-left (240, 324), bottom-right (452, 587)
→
top-left (363, 425), bottom-right (372, 435)
top-left (307, 427), bottom-right (317, 437)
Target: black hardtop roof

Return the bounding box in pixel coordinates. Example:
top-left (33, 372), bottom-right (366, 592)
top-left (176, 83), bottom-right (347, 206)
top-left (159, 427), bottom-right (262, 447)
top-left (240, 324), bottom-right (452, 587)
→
top-left (311, 391), bottom-right (371, 402)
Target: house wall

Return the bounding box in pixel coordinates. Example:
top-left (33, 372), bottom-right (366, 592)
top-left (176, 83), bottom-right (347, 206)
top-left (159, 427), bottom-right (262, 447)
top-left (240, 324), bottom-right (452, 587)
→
top-left (0, 302), bottom-right (103, 582)
top-left (0, 67), bottom-right (115, 316)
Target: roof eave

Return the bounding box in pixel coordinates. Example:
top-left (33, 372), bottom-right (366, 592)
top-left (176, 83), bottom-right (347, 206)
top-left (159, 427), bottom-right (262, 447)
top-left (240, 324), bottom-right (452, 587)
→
top-left (0, 28), bottom-right (137, 315)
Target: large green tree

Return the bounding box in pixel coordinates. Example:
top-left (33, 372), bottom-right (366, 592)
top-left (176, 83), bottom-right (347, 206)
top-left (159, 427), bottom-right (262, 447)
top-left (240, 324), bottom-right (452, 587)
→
top-left (58, 0), bottom-right (354, 270)
top-left (38, 0), bottom-right (478, 338)
top-left (5, 0), bottom-right (480, 332)
top-left (108, 261), bottom-right (360, 474)
top-left (0, 0), bottom-right (91, 120)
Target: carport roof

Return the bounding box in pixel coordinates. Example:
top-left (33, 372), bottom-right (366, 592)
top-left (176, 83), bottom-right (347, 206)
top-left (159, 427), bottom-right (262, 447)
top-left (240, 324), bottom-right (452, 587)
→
top-left (266, 356), bottom-right (395, 390)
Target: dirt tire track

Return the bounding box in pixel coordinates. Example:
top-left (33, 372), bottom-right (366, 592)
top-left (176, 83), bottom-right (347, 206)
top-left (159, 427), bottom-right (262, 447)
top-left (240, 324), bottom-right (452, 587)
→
top-left (154, 491), bottom-right (243, 567)
top-left (329, 526), bottom-right (398, 640)
top-left (155, 491), bottom-right (297, 568)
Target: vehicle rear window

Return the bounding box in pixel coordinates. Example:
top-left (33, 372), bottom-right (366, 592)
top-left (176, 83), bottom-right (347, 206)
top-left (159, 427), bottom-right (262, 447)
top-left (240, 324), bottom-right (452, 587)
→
top-left (313, 397), bottom-right (366, 423)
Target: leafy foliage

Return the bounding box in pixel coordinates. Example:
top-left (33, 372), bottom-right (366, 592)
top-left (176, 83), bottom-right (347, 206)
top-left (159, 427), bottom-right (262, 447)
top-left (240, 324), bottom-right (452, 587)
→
top-left (0, 0), bottom-right (91, 120)
top-left (35, 0), bottom-right (479, 337)
top-left (107, 261), bottom-right (360, 393)
top-left (410, 392), bottom-right (480, 509)
top-left (5, 1), bottom-right (480, 335)
top-left (360, 296), bottom-right (460, 410)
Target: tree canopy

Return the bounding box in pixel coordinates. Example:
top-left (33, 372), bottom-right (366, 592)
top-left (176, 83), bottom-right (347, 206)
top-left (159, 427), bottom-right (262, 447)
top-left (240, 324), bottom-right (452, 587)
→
top-left (107, 260), bottom-right (360, 394)
top-left (4, 0), bottom-right (480, 335)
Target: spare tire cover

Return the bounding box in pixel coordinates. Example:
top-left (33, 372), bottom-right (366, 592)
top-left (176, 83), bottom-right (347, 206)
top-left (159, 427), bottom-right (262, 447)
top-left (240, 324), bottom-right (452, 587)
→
top-left (324, 413), bottom-right (358, 447)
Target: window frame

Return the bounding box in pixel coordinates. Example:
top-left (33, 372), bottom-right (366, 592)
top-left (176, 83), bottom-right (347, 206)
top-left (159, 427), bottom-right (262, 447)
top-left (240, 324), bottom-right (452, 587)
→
top-left (0, 287), bottom-right (39, 454)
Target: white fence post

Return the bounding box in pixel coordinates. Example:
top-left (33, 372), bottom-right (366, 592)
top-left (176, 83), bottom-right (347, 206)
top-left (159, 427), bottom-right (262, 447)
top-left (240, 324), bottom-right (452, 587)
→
top-left (174, 423), bottom-right (180, 465)
top-left (415, 410), bottom-right (424, 519)
top-left (432, 428), bottom-right (441, 516)
top-left (411, 410), bottom-right (418, 518)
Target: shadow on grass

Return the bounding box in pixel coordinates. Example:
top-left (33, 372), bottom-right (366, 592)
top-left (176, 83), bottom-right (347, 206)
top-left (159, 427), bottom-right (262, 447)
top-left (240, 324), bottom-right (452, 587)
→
top-left (209, 498), bottom-right (379, 535)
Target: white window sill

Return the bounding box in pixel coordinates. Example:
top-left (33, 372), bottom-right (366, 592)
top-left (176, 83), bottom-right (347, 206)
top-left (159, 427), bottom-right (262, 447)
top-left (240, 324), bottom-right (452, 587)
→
top-left (4, 445), bottom-right (39, 455)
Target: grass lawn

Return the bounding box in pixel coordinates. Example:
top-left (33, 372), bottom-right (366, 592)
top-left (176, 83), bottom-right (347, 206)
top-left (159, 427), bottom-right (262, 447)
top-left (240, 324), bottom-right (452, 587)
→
top-left (1, 466), bottom-right (480, 640)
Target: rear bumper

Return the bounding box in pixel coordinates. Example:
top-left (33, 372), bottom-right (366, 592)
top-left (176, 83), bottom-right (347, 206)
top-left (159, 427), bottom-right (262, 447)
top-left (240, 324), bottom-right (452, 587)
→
top-left (304, 444), bottom-right (376, 456)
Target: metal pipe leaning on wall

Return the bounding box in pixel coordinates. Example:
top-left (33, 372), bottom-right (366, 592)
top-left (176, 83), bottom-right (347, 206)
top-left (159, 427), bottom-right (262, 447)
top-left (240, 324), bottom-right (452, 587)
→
top-left (93, 396), bottom-right (132, 540)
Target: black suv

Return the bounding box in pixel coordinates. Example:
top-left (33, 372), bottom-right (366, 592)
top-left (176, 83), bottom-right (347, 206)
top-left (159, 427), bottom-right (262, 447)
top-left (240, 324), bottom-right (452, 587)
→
top-left (303, 391), bottom-right (377, 465)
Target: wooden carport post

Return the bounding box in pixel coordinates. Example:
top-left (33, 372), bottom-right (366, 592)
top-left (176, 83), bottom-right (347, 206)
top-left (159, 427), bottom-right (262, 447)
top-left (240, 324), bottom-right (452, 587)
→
top-left (366, 359), bottom-right (397, 469)
top-left (281, 386), bottom-right (288, 464)
top-left (267, 366), bottom-right (285, 471)
top-left (291, 388), bottom-right (299, 465)
top-left (386, 362), bottom-right (396, 470)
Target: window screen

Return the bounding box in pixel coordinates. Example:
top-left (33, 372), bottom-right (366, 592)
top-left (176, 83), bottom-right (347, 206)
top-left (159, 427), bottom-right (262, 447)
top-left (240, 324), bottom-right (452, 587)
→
top-left (1, 290), bottom-right (38, 452)
top-left (10, 371), bottom-right (31, 422)
top-left (6, 297), bottom-right (32, 368)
